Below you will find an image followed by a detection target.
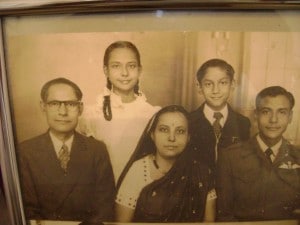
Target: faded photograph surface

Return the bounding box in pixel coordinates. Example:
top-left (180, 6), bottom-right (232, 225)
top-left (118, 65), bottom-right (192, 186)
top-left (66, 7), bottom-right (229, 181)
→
top-left (2, 13), bottom-right (300, 224)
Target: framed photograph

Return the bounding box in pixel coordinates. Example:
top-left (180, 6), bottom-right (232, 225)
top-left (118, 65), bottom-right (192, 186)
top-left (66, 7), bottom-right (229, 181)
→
top-left (0, 1), bottom-right (299, 225)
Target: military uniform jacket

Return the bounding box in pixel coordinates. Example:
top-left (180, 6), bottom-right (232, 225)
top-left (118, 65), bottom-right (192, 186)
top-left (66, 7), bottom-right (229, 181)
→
top-left (216, 137), bottom-right (300, 221)
top-left (189, 103), bottom-right (251, 170)
top-left (18, 131), bottom-right (116, 222)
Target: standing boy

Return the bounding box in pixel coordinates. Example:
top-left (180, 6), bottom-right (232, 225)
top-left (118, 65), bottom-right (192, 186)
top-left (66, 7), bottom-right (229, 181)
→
top-left (18, 78), bottom-right (115, 223)
top-left (189, 58), bottom-right (251, 171)
top-left (216, 86), bottom-right (300, 221)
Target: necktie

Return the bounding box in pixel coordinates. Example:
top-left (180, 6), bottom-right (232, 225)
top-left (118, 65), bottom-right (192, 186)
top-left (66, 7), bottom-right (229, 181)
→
top-left (213, 112), bottom-right (223, 139)
top-left (58, 144), bottom-right (70, 172)
top-left (265, 148), bottom-right (273, 163)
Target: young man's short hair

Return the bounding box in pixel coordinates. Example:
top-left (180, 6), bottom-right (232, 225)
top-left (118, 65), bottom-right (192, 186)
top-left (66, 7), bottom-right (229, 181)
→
top-left (255, 86), bottom-right (295, 110)
top-left (196, 58), bottom-right (235, 83)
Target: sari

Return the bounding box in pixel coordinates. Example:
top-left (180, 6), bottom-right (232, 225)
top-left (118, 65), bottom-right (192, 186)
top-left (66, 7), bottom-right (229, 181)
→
top-left (117, 105), bottom-right (214, 222)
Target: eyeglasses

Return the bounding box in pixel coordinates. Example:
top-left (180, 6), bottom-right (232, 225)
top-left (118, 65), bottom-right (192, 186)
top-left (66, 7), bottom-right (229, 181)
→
top-left (45, 101), bottom-right (81, 111)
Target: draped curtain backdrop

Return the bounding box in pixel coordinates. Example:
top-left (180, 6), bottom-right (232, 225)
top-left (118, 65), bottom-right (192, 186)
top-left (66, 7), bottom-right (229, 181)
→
top-left (5, 30), bottom-right (300, 145)
top-left (179, 32), bottom-right (300, 145)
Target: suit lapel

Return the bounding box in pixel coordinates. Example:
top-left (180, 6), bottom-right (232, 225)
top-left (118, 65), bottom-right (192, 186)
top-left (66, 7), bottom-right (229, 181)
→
top-left (53, 132), bottom-right (89, 207)
top-left (273, 139), bottom-right (289, 166)
top-left (250, 137), bottom-right (273, 166)
top-left (193, 104), bottom-right (214, 134)
top-left (223, 106), bottom-right (235, 131)
top-left (35, 132), bottom-right (90, 209)
top-left (65, 132), bottom-right (88, 182)
top-left (34, 133), bottom-right (65, 179)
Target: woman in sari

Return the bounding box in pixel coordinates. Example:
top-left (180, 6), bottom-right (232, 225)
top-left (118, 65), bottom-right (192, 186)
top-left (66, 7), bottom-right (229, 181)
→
top-left (115, 105), bottom-right (216, 222)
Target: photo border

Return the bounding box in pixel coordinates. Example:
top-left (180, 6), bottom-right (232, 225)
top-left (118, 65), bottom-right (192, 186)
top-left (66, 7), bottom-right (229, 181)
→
top-left (0, 1), bottom-right (299, 225)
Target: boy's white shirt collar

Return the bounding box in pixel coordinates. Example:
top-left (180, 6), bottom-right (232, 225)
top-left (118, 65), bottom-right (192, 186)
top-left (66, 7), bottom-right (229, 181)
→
top-left (256, 134), bottom-right (282, 159)
top-left (49, 131), bottom-right (74, 157)
top-left (203, 103), bottom-right (228, 127)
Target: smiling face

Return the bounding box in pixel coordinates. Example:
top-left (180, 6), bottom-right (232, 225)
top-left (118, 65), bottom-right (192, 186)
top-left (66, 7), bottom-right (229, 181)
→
top-left (41, 83), bottom-right (83, 140)
top-left (151, 112), bottom-right (189, 160)
top-left (255, 95), bottom-right (293, 146)
top-left (198, 67), bottom-right (234, 111)
top-left (104, 47), bottom-right (141, 97)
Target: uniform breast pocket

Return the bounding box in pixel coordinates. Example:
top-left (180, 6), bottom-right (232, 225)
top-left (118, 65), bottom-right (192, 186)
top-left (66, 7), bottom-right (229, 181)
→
top-left (276, 167), bottom-right (300, 190)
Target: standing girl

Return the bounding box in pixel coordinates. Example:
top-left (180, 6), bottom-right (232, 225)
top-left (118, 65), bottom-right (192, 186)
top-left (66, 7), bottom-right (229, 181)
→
top-left (79, 41), bottom-right (160, 181)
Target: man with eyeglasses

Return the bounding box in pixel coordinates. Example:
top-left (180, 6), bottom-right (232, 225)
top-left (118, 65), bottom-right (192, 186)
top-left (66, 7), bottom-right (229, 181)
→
top-left (18, 77), bottom-right (115, 224)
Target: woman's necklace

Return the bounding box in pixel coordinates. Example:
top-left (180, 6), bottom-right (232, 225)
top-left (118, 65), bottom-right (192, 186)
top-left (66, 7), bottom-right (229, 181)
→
top-left (152, 155), bottom-right (168, 175)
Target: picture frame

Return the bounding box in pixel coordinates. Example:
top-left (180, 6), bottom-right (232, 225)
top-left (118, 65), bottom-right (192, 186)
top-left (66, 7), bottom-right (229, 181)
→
top-left (0, 1), bottom-right (299, 225)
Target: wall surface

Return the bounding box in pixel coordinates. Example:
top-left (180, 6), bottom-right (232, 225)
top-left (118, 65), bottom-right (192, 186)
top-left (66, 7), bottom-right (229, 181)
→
top-left (3, 12), bottom-right (300, 145)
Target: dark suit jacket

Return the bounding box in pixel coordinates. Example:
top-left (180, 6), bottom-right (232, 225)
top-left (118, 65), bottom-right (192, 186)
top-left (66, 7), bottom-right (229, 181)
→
top-left (189, 103), bottom-right (251, 170)
top-left (216, 137), bottom-right (300, 221)
top-left (18, 131), bottom-right (115, 222)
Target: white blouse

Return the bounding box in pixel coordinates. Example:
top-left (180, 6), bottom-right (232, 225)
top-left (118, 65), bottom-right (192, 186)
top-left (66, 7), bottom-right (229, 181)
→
top-left (116, 155), bottom-right (153, 209)
top-left (78, 89), bottom-right (160, 181)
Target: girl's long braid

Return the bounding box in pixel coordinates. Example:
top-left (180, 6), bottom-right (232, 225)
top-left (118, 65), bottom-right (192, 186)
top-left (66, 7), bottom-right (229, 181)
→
top-left (103, 41), bottom-right (142, 121)
top-left (134, 80), bottom-right (140, 96)
top-left (103, 79), bottom-right (140, 121)
top-left (103, 78), bottom-right (112, 121)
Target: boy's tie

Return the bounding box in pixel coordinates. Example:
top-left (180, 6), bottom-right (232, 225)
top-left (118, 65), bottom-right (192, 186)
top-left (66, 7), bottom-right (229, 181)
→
top-left (58, 144), bottom-right (70, 172)
top-left (213, 112), bottom-right (223, 139)
top-left (213, 112), bottom-right (223, 161)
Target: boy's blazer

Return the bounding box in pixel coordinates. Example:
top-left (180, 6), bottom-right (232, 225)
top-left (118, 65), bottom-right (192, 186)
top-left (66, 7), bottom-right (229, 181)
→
top-left (18, 131), bottom-right (115, 222)
top-left (189, 103), bottom-right (251, 170)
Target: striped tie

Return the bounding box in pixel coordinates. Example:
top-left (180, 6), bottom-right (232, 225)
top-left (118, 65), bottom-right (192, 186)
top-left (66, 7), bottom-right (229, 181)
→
top-left (265, 148), bottom-right (273, 163)
top-left (213, 112), bottom-right (223, 139)
top-left (58, 144), bottom-right (70, 172)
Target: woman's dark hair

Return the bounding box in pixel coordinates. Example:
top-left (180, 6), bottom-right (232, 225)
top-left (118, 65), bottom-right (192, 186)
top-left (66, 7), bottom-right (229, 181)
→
top-left (103, 41), bottom-right (141, 121)
top-left (117, 105), bottom-right (190, 189)
top-left (148, 105), bottom-right (190, 135)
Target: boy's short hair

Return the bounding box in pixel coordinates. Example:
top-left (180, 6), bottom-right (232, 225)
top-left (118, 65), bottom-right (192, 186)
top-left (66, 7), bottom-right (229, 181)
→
top-left (256, 86), bottom-right (295, 110)
top-left (196, 58), bottom-right (235, 83)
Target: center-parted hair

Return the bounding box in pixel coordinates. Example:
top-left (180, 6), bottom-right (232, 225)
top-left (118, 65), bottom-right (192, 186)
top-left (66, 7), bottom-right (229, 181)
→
top-left (103, 41), bottom-right (142, 121)
top-left (196, 58), bottom-right (235, 83)
top-left (148, 105), bottom-right (190, 135)
top-left (40, 77), bottom-right (83, 102)
top-left (117, 105), bottom-right (190, 189)
top-left (256, 86), bottom-right (295, 110)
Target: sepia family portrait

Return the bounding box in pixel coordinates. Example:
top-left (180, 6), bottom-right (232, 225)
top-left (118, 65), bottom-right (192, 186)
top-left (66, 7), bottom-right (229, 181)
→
top-left (2, 14), bottom-right (300, 224)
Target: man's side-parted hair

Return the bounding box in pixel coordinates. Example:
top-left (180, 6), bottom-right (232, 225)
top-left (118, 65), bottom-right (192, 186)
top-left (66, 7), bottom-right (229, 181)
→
top-left (196, 58), bottom-right (235, 83)
top-left (256, 86), bottom-right (295, 110)
top-left (40, 77), bottom-right (83, 102)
